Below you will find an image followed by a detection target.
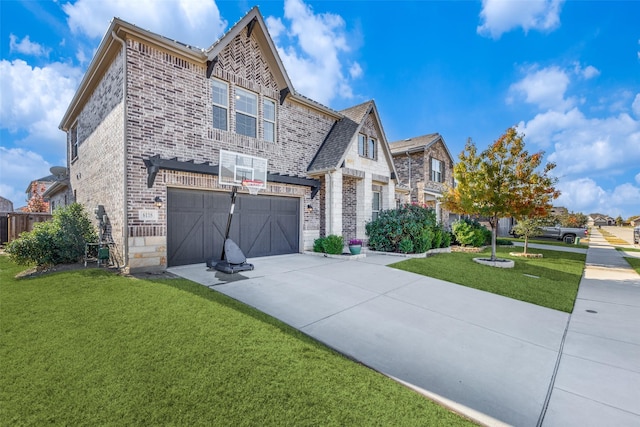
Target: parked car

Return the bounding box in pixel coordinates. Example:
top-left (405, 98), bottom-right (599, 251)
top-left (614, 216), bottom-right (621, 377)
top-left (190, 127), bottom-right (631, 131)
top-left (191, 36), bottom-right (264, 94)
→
top-left (634, 226), bottom-right (640, 244)
top-left (510, 225), bottom-right (588, 244)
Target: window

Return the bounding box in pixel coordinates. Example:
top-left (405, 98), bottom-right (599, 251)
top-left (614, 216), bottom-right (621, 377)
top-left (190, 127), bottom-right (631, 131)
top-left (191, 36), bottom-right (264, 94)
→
top-left (367, 138), bottom-right (376, 159)
top-left (431, 158), bottom-right (443, 182)
top-left (212, 79), bottom-right (228, 131)
top-left (235, 88), bottom-right (257, 138)
top-left (263, 98), bottom-right (276, 142)
top-left (70, 125), bottom-right (78, 160)
top-left (372, 191), bottom-right (380, 220)
top-left (358, 134), bottom-right (366, 156)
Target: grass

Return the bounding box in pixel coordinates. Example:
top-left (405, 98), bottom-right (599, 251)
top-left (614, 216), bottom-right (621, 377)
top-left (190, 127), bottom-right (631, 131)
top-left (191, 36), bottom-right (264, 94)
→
top-left (390, 247), bottom-right (586, 313)
top-left (623, 257), bottom-right (640, 275)
top-left (617, 247), bottom-right (640, 253)
top-left (0, 256), bottom-right (474, 427)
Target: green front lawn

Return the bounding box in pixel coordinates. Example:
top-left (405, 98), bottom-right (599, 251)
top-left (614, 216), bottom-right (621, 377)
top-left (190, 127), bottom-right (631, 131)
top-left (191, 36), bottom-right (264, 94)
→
top-left (0, 256), bottom-right (474, 426)
top-left (624, 257), bottom-right (640, 275)
top-left (390, 247), bottom-right (585, 312)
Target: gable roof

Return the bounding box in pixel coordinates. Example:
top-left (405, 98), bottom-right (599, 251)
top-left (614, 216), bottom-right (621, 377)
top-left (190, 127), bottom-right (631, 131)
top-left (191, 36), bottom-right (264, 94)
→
top-left (307, 100), bottom-right (399, 182)
top-left (60, 6), bottom-right (339, 131)
top-left (389, 133), bottom-right (454, 163)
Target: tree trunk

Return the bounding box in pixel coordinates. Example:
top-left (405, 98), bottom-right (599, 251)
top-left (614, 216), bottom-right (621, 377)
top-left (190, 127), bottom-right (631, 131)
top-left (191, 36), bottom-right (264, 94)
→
top-left (490, 216), bottom-right (498, 261)
top-left (524, 235), bottom-right (529, 255)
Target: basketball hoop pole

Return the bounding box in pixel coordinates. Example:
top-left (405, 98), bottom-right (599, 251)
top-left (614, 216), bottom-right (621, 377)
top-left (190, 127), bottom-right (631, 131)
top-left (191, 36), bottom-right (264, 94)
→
top-left (219, 186), bottom-right (238, 261)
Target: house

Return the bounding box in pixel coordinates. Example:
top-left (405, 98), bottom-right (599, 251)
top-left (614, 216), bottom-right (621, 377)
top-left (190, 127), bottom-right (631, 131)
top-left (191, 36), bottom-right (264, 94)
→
top-left (42, 166), bottom-right (74, 213)
top-left (59, 7), bottom-right (401, 272)
top-left (589, 214), bottom-right (614, 227)
top-left (389, 133), bottom-right (456, 225)
top-left (24, 175), bottom-right (56, 211)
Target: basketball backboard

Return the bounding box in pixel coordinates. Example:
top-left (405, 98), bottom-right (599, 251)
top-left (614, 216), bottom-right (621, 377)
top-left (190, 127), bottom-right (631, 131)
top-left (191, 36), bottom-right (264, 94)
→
top-left (219, 150), bottom-right (267, 189)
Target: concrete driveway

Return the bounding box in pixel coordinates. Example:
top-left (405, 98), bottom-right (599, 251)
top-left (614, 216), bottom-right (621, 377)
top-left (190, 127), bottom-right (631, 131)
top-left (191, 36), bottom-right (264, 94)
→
top-left (169, 252), bottom-right (569, 426)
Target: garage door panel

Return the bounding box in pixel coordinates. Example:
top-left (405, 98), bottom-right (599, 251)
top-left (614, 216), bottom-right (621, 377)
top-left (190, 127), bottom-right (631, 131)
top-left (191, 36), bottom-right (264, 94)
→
top-left (168, 188), bottom-right (300, 266)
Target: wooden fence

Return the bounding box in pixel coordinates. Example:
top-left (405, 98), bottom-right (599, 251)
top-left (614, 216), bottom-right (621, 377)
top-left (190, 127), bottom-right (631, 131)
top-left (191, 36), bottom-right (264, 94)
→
top-left (6, 212), bottom-right (53, 242)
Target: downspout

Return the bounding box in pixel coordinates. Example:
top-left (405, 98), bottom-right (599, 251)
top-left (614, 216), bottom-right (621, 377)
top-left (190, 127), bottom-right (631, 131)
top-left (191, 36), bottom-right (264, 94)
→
top-left (112, 30), bottom-right (129, 269)
top-left (406, 151), bottom-right (411, 201)
top-left (327, 172), bottom-right (332, 235)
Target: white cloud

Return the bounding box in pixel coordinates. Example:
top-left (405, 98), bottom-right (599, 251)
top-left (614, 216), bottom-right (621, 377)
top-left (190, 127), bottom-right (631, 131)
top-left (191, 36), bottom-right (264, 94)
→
top-left (633, 93), bottom-right (640, 118)
top-left (519, 108), bottom-right (640, 176)
top-left (508, 66), bottom-right (571, 111)
top-left (62, 0), bottom-right (227, 49)
top-left (573, 62), bottom-right (600, 80)
top-left (0, 147), bottom-right (52, 209)
top-left (0, 59), bottom-right (81, 157)
top-left (9, 34), bottom-right (51, 57)
top-left (477, 0), bottom-right (564, 39)
top-left (267, 0), bottom-right (360, 104)
top-left (636, 172), bottom-right (640, 185)
top-left (556, 178), bottom-right (640, 218)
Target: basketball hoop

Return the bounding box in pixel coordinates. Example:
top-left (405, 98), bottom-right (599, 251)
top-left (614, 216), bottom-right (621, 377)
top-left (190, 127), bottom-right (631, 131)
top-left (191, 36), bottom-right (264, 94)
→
top-left (242, 179), bottom-right (263, 196)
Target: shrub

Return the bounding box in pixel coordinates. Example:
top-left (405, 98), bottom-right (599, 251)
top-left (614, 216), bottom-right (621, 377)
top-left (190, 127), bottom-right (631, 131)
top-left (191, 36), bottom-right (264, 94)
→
top-left (323, 235), bottom-right (344, 255)
top-left (432, 227), bottom-right (443, 249)
top-left (413, 229), bottom-right (433, 253)
top-left (451, 218), bottom-right (490, 247)
top-left (398, 238), bottom-right (414, 254)
top-left (441, 230), bottom-right (452, 248)
top-left (313, 237), bottom-right (325, 253)
top-left (6, 203), bottom-right (97, 266)
top-left (366, 204), bottom-right (446, 253)
top-left (496, 238), bottom-right (513, 246)
top-left (313, 235), bottom-right (344, 254)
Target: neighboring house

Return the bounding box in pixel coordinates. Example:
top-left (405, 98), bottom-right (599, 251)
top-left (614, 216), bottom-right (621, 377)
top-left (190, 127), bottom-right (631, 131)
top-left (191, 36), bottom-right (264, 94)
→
top-left (42, 166), bottom-right (74, 213)
top-left (589, 214), bottom-right (614, 227)
top-left (25, 175), bottom-right (56, 209)
top-left (59, 7), bottom-right (401, 272)
top-left (389, 133), bottom-right (456, 225)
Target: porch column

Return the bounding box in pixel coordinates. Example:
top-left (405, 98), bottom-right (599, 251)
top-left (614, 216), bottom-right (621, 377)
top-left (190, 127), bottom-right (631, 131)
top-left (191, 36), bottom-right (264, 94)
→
top-left (357, 173), bottom-right (372, 238)
top-left (324, 171), bottom-right (343, 236)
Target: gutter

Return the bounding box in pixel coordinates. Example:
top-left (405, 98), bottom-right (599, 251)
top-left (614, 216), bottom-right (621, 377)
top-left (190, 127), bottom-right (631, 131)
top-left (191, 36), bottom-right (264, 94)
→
top-left (112, 30), bottom-right (129, 270)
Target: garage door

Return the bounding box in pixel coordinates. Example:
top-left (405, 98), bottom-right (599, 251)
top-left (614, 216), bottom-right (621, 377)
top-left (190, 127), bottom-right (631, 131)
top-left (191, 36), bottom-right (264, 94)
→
top-left (167, 188), bottom-right (300, 266)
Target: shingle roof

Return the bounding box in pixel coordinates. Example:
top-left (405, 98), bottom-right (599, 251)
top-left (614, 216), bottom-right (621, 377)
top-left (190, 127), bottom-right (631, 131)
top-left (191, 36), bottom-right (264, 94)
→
top-left (389, 133), bottom-right (441, 154)
top-left (307, 101), bottom-right (376, 173)
top-left (307, 117), bottom-right (360, 173)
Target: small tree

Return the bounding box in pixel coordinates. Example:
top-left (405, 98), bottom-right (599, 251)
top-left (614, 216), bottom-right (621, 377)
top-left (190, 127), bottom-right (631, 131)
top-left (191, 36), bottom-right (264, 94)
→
top-left (25, 182), bottom-right (49, 213)
top-left (615, 215), bottom-right (623, 226)
top-left (512, 217), bottom-right (545, 255)
top-left (441, 127), bottom-right (559, 261)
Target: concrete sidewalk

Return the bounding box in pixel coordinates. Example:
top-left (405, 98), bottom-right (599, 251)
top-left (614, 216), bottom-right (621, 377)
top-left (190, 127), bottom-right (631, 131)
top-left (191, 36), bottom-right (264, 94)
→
top-left (541, 228), bottom-right (640, 426)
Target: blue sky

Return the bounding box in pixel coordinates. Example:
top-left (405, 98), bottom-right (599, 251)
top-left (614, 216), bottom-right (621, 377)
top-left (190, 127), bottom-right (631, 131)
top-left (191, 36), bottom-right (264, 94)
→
top-left (1, 0), bottom-right (639, 218)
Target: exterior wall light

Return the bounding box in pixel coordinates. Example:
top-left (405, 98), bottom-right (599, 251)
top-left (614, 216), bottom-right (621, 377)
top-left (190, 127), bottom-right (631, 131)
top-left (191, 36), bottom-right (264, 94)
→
top-left (154, 196), bottom-right (163, 208)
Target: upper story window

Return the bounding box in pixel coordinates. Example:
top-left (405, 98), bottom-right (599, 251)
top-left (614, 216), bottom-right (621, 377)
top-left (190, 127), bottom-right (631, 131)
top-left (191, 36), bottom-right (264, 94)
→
top-left (235, 88), bottom-right (257, 138)
top-left (70, 125), bottom-right (78, 160)
top-left (212, 79), bottom-right (228, 131)
top-left (358, 134), bottom-right (367, 157)
top-left (263, 98), bottom-right (276, 142)
top-left (431, 158), bottom-right (443, 182)
top-left (367, 138), bottom-right (376, 159)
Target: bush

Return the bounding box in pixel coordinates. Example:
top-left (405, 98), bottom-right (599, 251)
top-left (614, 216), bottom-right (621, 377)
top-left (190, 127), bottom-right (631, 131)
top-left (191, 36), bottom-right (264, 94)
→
top-left (496, 238), bottom-right (513, 246)
top-left (451, 219), bottom-right (490, 247)
top-left (6, 203), bottom-right (97, 266)
top-left (313, 235), bottom-right (344, 255)
top-left (398, 238), bottom-right (414, 254)
top-left (365, 204), bottom-right (452, 254)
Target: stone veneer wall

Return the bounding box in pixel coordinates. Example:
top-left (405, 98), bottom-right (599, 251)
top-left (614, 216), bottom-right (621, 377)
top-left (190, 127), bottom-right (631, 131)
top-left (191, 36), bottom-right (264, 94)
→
top-left (393, 152), bottom-right (425, 203)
